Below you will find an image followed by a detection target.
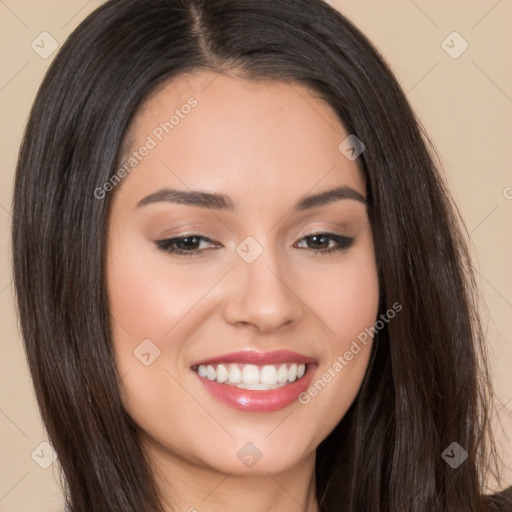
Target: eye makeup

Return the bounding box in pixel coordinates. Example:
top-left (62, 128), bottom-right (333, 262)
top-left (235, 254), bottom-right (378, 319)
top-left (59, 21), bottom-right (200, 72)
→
top-left (155, 231), bottom-right (355, 257)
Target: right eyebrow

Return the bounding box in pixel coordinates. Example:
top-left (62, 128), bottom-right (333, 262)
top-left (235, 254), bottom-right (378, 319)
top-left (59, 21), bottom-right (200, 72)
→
top-left (136, 188), bottom-right (235, 210)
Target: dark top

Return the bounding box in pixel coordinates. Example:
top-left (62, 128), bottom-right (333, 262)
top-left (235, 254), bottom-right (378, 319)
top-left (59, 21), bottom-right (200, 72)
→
top-left (482, 486), bottom-right (512, 511)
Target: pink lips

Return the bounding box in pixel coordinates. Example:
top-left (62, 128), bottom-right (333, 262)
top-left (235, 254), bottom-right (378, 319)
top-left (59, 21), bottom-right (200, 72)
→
top-left (191, 349), bottom-right (318, 413)
top-left (190, 349), bottom-right (316, 368)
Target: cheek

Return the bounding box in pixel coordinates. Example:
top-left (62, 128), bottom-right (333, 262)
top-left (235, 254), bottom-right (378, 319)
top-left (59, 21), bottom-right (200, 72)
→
top-left (302, 247), bottom-right (379, 345)
top-left (107, 227), bottom-right (224, 347)
top-left (109, 260), bottom-right (204, 337)
top-left (292, 246), bottom-right (379, 436)
top-left (106, 230), bottom-right (198, 404)
top-left (327, 265), bottom-right (378, 343)
top-left (106, 244), bottom-right (207, 446)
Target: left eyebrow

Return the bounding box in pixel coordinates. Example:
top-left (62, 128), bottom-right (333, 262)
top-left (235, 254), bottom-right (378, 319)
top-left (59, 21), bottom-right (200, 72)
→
top-left (294, 186), bottom-right (367, 210)
top-left (135, 185), bottom-right (366, 210)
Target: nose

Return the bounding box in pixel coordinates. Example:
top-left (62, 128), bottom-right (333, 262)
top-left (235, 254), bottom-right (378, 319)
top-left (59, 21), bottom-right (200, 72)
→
top-left (222, 244), bottom-right (305, 334)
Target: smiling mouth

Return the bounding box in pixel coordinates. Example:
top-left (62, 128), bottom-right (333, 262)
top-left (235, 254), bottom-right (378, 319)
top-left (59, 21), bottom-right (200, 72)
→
top-left (191, 362), bottom-right (308, 390)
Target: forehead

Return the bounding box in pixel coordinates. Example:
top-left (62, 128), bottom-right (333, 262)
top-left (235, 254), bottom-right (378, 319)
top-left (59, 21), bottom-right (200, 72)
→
top-left (116, 70), bottom-right (365, 203)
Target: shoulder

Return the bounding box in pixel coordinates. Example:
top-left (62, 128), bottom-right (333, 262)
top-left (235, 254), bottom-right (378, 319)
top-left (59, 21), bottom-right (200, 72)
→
top-left (482, 486), bottom-right (512, 511)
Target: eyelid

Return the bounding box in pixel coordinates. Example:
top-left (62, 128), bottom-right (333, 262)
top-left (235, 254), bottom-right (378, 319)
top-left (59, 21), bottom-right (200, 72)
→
top-left (154, 234), bottom-right (219, 257)
top-left (295, 232), bottom-right (354, 251)
top-left (156, 233), bottom-right (220, 247)
top-left (295, 225), bottom-right (350, 239)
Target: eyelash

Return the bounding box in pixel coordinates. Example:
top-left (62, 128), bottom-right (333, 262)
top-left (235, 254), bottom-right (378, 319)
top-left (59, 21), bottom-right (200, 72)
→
top-left (155, 232), bottom-right (354, 257)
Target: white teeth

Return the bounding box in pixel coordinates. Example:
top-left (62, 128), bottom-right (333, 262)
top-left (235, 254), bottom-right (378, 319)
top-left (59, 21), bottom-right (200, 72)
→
top-left (206, 365), bottom-right (216, 380)
top-left (228, 364), bottom-right (242, 383)
top-left (261, 365), bottom-right (278, 386)
top-left (195, 362), bottom-right (309, 389)
top-left (288, 363), bottom-right (298, 382)
top-left (216, 364), bottom-right (229, 383)
top-left (242, 364), bottom-right (260, 385)
top-left (277, 364), bottom-right (288, 383)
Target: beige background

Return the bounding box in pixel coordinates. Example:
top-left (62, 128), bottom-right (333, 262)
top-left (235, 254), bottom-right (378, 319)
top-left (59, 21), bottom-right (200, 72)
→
top-left (0, 1), bottom-right (511, 510)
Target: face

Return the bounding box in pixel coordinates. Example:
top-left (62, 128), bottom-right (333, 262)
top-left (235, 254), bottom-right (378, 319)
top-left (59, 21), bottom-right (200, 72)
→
top-left (106, 71), bottom-right (379, 477)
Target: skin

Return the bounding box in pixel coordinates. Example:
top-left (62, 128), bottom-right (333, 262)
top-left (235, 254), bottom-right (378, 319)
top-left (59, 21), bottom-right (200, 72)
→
top-left (106, 71), bottom-right (379, 512)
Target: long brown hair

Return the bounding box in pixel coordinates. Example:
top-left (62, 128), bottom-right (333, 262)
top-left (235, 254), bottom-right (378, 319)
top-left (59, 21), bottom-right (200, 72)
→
top-left (12, 0), bottom-right (510, 510)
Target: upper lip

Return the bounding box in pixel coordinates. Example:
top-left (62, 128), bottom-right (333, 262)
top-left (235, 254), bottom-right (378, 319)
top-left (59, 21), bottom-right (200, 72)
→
top-left (191, 349), bottom-right (316, 368)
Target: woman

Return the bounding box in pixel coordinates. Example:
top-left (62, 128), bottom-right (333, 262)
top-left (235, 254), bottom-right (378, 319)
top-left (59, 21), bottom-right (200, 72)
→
top-left (12, 0), bottom-right (511, 510)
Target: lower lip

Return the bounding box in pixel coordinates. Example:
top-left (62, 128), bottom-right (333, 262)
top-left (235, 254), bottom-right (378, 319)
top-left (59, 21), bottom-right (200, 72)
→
top-left (193, 364), bottom-right (317, 413)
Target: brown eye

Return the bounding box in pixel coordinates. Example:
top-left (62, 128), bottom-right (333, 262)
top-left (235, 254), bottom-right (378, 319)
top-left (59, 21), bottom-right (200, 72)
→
top-left (295, 233), bottom-right (354, 253)
top-left (306, 234), bottom-right (331, 250)
top-left (173, 236), bottom-right (202, 251)
top-left (155, 235), bottom-right (218, 256)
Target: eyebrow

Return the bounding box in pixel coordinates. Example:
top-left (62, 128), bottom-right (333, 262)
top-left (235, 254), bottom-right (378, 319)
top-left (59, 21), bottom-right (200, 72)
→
top-left (136, 185), bottom-right (367, 211)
